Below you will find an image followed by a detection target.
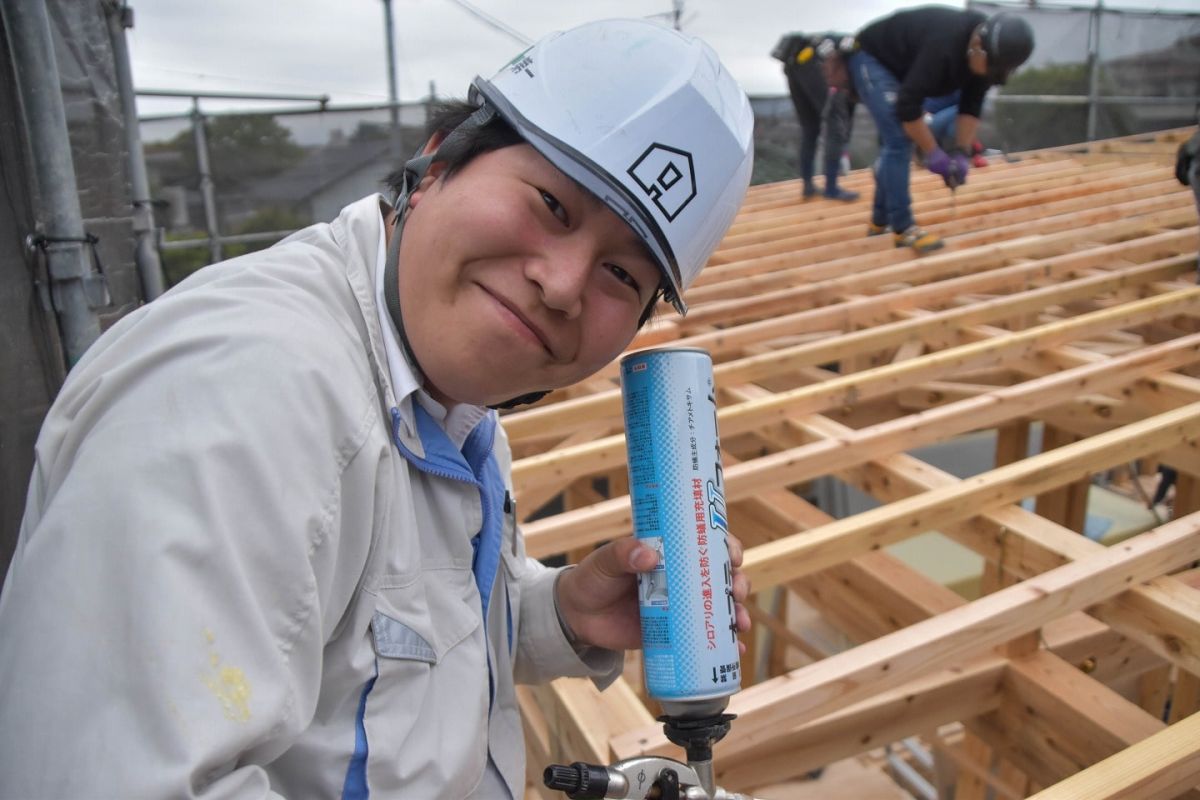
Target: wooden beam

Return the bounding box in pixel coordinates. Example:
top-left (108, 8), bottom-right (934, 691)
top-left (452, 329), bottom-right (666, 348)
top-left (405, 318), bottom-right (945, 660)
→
top-left (796, 413), bottom-right (1200, 675)
top-left (715, 657), bottom-right (1007, 792)
top-left (1024, 711), bottom-right (1200, 800)
top-left (502, 245), bottom-right (1196, 444)
top-left (1000, 650), bottom-right (1167, 774)
top-left (740, 402), bottom-right (1200, 592)
top-left (522, 329), bottom-right (1200, 556)
top-left (610, 511), bottom-right (1200, 760)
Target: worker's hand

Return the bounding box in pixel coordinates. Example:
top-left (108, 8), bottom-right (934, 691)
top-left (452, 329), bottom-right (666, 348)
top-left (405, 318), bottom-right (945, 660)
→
top-left (555, 534), bottom-right (752, 653)
top-left (927, 147), bottom-right (969, 188)
top-left (949, 148), bottom-right (971, 186)
top-left (926, 147), bottom-right (953, 179)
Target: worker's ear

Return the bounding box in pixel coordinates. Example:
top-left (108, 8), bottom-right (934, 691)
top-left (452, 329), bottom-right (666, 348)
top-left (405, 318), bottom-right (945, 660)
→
top-left (408, 131), bottom-right (449, 208)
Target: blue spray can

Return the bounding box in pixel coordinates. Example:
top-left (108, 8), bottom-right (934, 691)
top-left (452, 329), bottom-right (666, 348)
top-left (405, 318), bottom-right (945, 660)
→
top-left (620, 347), bottom-right (740, 718)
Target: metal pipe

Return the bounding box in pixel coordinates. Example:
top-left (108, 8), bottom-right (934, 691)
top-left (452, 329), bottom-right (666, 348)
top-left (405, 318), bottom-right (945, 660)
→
top-left (131, 91), bottom-right (1189, 125)
top-left (3, 0), bottom-right (104, 366)
top-left (103, 0), bottom-right (165, 300)
top-left (1086, 0), bottom-right (1103, 140)
top-left (885, 746), bottom-right (938, 800)
top-left (993, 94), bottom-right (1190, 106)
top-left (159, 228), bottom-right (296, 251)
top-left (381, 0), bottom-right (402, 157)
top-left (190, 98), bottom-right (222, 264)
top-left (900, 736), bottom-right (935, 771)
top-left (137, 88), bottom-right (330, 105)
top-left (139, 100), bottom-right (395, 123)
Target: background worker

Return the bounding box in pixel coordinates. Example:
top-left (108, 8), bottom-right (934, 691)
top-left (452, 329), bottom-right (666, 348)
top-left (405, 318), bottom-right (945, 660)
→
top-left (924, 91), bottom-right (989, 167)
top-left (0, 19), bottom-right (754, 799)
top-left (1176, 103), bottom-right (1200, 275)
top-left (847, 7), bottom-right (1034, 253)
top-left (773, 31), bottom-right (860, 202)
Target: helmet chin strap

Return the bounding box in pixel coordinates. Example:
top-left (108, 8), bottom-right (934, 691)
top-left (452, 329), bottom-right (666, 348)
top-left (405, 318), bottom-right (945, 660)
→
top-left (383, 107), bottom-right (551, 412)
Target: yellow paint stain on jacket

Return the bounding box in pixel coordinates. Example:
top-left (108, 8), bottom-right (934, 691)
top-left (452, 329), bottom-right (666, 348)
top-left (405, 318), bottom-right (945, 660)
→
top-left (201, 630), bottom-right (252, 723)
top-left (203, 665), bottom-right (252, 723)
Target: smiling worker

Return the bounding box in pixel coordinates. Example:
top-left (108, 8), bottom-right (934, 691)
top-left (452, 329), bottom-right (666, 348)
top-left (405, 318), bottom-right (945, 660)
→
top-left (0, 19), bottom-right (754, 799)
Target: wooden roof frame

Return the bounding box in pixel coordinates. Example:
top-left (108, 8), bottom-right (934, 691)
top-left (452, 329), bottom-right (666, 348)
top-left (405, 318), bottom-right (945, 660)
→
top-left (515, 128), bottom-right (1200, 800)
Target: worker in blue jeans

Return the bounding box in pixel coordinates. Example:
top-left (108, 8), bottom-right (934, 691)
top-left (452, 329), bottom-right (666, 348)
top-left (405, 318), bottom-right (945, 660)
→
top-left (848, 7), bottom-right (1033, 253)
top-left (773, 32), bottom-right (860, 202)
top-left (925, 92), bottom-right (989, 166)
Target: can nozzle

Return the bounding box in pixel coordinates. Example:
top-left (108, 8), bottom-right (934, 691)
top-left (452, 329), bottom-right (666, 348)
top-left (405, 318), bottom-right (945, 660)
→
top-left (543, 762), bottom-right (612, 798)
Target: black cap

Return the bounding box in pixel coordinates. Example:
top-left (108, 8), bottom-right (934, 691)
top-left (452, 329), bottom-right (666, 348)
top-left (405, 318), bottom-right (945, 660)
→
top-left (979, 13), bottom-right (1034, 85)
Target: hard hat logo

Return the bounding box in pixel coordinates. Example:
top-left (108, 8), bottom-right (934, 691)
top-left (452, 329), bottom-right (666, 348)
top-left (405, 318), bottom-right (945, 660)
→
top-left (506, 54), bottom-right (534, 78)
top-left (628, 144), bottom-right (697, 222)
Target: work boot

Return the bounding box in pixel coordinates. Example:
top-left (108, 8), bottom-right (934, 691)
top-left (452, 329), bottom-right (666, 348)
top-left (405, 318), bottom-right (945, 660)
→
top-left (894, 225), bottom-right (943, 254)
top-left (823, 187), bottom-right (860, 202)
top-left (867, 222), bottom-right (889, 237)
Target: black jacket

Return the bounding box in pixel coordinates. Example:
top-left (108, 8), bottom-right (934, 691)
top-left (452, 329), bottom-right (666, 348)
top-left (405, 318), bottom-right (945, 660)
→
top-left (855, 5), bottom-right (992, 122)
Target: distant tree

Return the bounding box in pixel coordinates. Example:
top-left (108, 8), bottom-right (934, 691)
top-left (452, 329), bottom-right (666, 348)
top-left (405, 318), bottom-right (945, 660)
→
top-left (155, 114), bottom-right (306, 192)
top-left (350, 121), bottom-right (391, 142)
top-left (224, 207), bottom-right (310, 258)
top-left (161, 206), bottom-right (309, 287)
top-left (994, 62), bottom-right (1136, 149)
top-left (1005, 62), bottom-right (1091, 96)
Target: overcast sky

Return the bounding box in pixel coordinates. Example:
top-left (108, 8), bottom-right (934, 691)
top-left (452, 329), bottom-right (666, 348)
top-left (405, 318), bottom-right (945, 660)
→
top-left (127, 0), bottom-right (1194, 119)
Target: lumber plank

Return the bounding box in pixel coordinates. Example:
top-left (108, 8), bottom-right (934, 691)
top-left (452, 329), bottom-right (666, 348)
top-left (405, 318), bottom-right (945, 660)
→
top-left (513, 289), bottom-right (1200, 500)
top-left (739, 402), bottom-right (1200, 592)
top-left (610, 511), bottom-right (1200, 760)
top-left (796, 413), bottom-right (1200, 675)
top-left (715, 657), bottom-right (1007, 791)
top-left (1024, 711), bottom-right (1200, 799)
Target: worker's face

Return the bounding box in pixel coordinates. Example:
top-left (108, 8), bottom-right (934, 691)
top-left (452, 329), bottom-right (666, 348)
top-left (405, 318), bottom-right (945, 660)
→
top-left (967, 34), bottom-right (989, 78)
top-left (396, 143), bottom-right (661, 408)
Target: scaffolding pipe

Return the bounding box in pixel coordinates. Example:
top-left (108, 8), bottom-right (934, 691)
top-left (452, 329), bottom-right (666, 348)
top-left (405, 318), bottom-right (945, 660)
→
top-left (137, 87), bottom-right (330, 104)
top-left (190, 98), bottom-right (222, 265)
top-left (1086, 0), bottom-right (1103, 140)
top-left (103, 0), bottom-right (165, 301)
top-left (3, 0), bottom-right (104, 366)
top-left (885, 746), bottom-right (937, 800)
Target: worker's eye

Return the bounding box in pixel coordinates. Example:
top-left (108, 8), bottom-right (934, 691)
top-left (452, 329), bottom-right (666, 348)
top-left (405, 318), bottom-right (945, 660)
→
top-left (606, 263), bottom-right (642, 296)
top-left (540, 189), bottom-right (569, 226)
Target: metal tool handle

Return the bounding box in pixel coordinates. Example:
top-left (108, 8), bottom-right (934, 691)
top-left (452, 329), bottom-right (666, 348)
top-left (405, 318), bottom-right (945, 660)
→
top-left (543, 757), bottom-right (768, 800)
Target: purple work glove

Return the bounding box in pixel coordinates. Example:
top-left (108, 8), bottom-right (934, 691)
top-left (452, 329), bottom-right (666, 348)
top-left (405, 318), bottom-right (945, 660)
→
top-left (928, 147), bottom-right (969, 188)
top-left (949, 149), bottom-right (971, 186)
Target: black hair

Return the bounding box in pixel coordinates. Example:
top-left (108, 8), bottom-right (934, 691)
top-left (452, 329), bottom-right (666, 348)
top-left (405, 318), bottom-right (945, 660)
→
top-left (385, 98), bottom-right (664, 327)
top-left (383, 99), bottom-right (524, 196)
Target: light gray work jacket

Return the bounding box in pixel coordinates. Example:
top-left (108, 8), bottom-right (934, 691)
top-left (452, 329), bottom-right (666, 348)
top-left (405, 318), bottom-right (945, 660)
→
top-left (0, 195), bottom-right (618, 799)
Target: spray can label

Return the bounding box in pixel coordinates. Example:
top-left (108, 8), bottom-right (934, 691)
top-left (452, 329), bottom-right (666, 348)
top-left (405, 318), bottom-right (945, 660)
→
top-left (620, 347), bottom-right (740, 705)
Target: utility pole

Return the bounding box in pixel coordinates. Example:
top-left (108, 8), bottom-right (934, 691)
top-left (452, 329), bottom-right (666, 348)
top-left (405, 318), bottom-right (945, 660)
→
top-left (382, 0), bottom-right (401, 154)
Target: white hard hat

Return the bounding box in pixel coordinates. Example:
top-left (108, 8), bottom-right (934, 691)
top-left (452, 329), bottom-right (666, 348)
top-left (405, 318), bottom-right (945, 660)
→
top-left (471, 19), bottom-right (754, 315)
